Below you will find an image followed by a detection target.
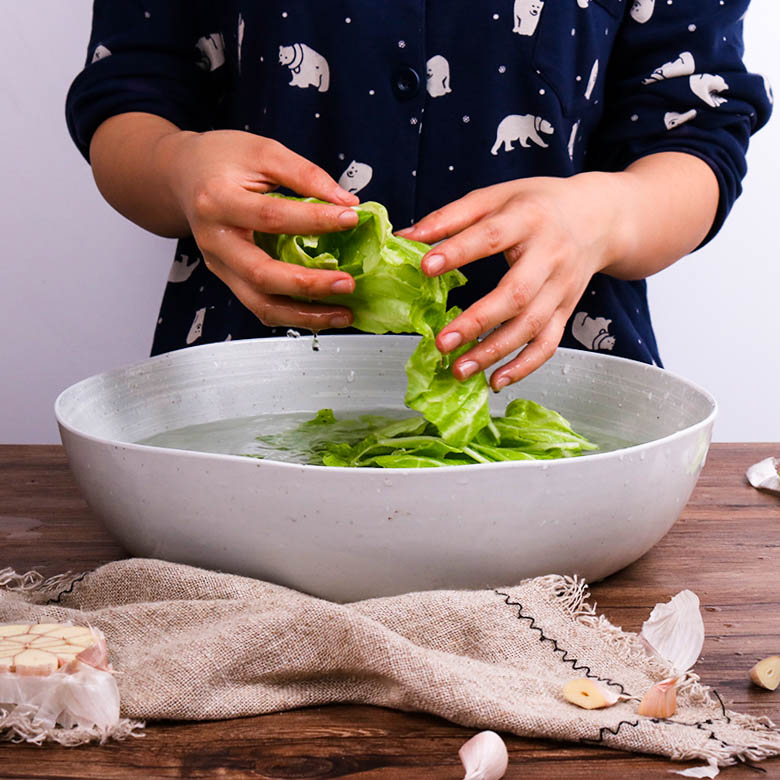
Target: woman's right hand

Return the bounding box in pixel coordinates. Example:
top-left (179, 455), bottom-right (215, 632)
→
top-left (162, 129), bottom-right (360, 330)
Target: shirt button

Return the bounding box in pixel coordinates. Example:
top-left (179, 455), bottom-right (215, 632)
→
top-left (392, 66), bottom-right (421, 100)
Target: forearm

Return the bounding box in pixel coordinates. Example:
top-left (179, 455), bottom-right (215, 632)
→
top-left (89, 112), bottom-right (194, 238)
top-left (601, 152), bottom-right (719, 280)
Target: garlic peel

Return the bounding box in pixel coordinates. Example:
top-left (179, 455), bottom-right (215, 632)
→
top-left (670, 758), bottom-right (720, 777)
top-left (640, 590), bottom-right (704, 675)
top-left (746, 457), bottom-right (780, 496)
top-left (458, 730), bottom-right (508, 780)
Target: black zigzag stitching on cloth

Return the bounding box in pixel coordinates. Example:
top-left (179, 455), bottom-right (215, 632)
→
top-left (46, 571), bottom-right (89, 605)
top-left (494, 589), bottom-right (629, 694)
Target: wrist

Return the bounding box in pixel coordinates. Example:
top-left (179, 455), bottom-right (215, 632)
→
top-left (153, 129), bottom-right (199, 225)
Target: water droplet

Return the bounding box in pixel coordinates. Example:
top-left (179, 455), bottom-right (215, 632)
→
top-left (383, 478), bottom-right (393, 487)
top-left (312, 332), bottom-right (320, 352)
top-left (286, 329), bottom-right (301, 339)
top-left (347, 370), bottom-right (355, 383)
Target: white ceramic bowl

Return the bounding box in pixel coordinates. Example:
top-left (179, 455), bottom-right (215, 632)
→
top-left (56, 336), bottom-right (716, 601)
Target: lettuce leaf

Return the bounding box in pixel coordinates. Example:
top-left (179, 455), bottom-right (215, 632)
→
top-left (255, 198), bottom-right (490, 445)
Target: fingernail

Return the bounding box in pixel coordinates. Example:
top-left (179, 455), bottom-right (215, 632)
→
top-left (338, 209), bottom-right (358, 226)
top-left (396, 226), bottom-right (414, 236)
top-left (330, 279), bottom-right (353, 294)
top-left (494, 376), bottom-right (510, 390)
top-left (439, 331), bottom-right (462, 352)
top-left (330, 314), bottom-right (350, 328)
top-left (334, 186), bottom-right (357, 203)
top-left (458, 360), bottom-right (479, 379)
top-left (424, 254), bottom-right (445, 275)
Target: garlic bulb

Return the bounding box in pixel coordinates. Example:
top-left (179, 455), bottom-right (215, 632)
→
top-left (640, 590), bottom-right (704, 675)
top-left (458, 730), bottom-right (509, 780)
top-left (746, 457), bottom-right (780, 496)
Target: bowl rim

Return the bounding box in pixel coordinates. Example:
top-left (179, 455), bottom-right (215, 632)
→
top-left (55, 336), bottom-right (718, 474)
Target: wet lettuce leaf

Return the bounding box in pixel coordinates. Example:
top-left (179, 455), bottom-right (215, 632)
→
top-left (254, 197), bottom-right (596, 467)
top-left (255, 198), bottom-right (490, 445)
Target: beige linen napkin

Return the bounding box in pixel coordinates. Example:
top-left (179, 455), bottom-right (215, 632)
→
top-left (1, 559), bottom-right (779, 768)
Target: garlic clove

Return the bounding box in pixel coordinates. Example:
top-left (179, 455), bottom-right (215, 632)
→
top-left (640, 590), bottom-right (704, 675)
top-left (746, 457), bottom-right (780, 496)
top-left (458, 730), bottom-right (509, 780)
top-left (562, 678), bottom-right (619, 709)
top-left (749, 655), bottom-right (780, 691)
top-left (638, 676), bottom-right (678, 719)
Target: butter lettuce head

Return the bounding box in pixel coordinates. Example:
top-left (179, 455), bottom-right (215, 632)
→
top-left (255, 198), bottom-right (490, 445)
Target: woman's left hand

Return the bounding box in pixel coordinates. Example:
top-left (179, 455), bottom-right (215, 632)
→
top-left (397, 172), bottom-right (628, 391)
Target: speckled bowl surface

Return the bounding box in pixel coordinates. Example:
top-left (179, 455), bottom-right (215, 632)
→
top-left (56, 336), bottom-right (716, 601)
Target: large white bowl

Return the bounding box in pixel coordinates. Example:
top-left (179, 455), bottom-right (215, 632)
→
top-left (56, 336), bottom-right (716, 601)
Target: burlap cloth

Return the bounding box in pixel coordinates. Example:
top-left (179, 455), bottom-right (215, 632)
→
top-left (1, 559), bottom-right (779, 768)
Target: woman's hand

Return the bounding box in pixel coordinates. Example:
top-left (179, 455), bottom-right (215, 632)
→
top-left (164, 129), bottom-right (360, 330)
top-left (91, 113), bottom-right (361, 331)
top-left (398, 172), bottom-right (628, 390)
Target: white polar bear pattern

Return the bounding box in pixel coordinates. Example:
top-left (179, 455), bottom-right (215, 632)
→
top-left (585, 60), bottom-right (599, 101)
top-left (572, 312), bottom-right (616, 351)
top-left (91, 45), bottom-right (111, 64)
top-left (186, 307), bottom-right (207, 345)
top-left (643, 52), bottom-right (695, 85)
top-left (168, 255), bottom-right (201, 283)
top-left (237, 14), bottom-right (245, 72)
top-left (426, 55), bottom-right (452, 98)
top-left (568, 121), bottom-right (580, 161)
top-left (630, 0), bottom-right (655, 23)
top-left (577, 0), bottom-right (590, 7)
top-left (279, 43), bottom-right (330, 92)
top-left (491, 115), bottom-right (554, 155)
top-left (338, 161), bottom-right (373, 194)
top-left (665, 109), bottom-right (697, 130)
top-left (196, 34), bottom-right (225, 72)
top-left (690, 73), bottom-right (729, 107)
top-left (513, 0), bottom-right (544, 37)
top-left (762, 75), bottom-right (774, 105)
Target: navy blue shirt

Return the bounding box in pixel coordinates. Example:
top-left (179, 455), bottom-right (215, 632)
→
top-left (66, 0), bottom-right (772, 363)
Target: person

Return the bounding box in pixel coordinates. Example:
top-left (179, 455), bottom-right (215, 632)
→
top-left (66, 1), bottom-right (772, 391)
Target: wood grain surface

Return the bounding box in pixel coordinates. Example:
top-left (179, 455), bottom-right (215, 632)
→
top-left (1, 443), bottom-right (779, 779)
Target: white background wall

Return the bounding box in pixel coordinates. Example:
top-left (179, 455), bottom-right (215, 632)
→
top-left (1, 1), bottom-right (778, 444)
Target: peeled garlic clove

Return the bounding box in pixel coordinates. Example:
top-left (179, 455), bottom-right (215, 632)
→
top-left (562, 678), bottom-right (619, 709)
top-left (640, 590), bottom-right (704, 675)
top-left (746, 457), bottom-right (780, 496)
top-left (638, 676), bottom-right (678, 719)
top-left (458, 730), bottom-right (509, 780)
top-left (749, 655), bottom-right (780, 691)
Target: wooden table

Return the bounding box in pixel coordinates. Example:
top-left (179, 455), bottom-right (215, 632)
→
top-left (1, 444), bottom-right (779, 779)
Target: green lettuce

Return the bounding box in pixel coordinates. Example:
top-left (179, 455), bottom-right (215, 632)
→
top-left (255, 198), bottom-right (490, 445)
top-left (253, 403), bottom-right (597, 468)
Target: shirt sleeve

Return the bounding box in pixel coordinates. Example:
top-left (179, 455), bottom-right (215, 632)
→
top-left (66, 0), bottom-right (219, 161)
top-left (586, 0), bottom-right (772, 245)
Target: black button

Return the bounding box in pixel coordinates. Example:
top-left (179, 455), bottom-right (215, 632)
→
top-left (392, 66), bottom-right (421, 100)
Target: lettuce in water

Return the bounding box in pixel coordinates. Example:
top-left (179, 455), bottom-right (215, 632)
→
top-left (253, 402), bottom-right (597, 468)
top-left (253, 198), bottom-right (597, 467)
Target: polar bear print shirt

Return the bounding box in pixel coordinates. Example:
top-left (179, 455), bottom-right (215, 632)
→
top-left (67, 0), bottom-right (771, 365)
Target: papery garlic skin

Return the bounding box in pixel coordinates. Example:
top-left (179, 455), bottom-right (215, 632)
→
top-left (746, 457), bottom-right (780, 496)
top-left (637, 676), bottom-right (678, 719)
top-left (458, 730), bottom-right (509, 780)
top-left (640, 590), bottom-right (704, 675)
top-left (672, 758), bottom-right (720, 777)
